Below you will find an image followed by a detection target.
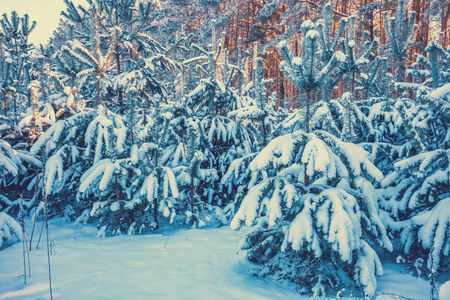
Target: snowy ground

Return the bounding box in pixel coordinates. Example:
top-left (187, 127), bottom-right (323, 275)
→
top-left (0, 219), bottom-right (436, 299)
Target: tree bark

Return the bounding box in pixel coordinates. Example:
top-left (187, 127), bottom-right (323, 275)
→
top-left (190, 175), bottom-right (195, 213)
top-left (441, 5), bottom-right (450, 48)
top-left (115, 5), bottom-right (123, 109)
top-left (3, 92), bottom-right (7, 117)
top-left (304, 90), bottom-right (311, 187)
top-left (97, 72), bottom-right (101, 106)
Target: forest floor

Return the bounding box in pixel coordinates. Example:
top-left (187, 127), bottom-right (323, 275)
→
top-left (0, 218), bottom-right (437, 299)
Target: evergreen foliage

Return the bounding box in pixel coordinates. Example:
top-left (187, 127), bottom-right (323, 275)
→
top-left (382, 0), bottom-right (417, 82)
top-left (2, 0), bottom-right (450, 297)
top-left (0, 211), bottom-right (22, 248)
top-left (277, 19), bottom-right (346, 133)
top-left (231, 130), bottom-right (392, 297)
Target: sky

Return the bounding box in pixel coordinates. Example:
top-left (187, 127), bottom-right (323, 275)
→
top-left (0, 0), bottom-right (86, 46)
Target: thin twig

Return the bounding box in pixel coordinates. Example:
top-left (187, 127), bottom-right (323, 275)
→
top-left (29, 215), bottom-right (36, 251)
top-left (44, 188), bottom-right (53, 300)
top-left (26, 235), bottom-right (31, 276)
top-left (43, 142), bottom-right (53, 300)
top-left (29, 176), bottom-right (39, 251)
top-left (36, 219), bottom-right (44, 250)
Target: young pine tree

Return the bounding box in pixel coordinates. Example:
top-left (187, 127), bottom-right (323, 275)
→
top-left (231, 130), bottom-right (392, 297)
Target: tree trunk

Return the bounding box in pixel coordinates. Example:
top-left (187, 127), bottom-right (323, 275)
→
top-left (153, 143), bottom-right (160, 228)
top-left (116, 45), bottom-right (123, 108)
top-left (115, 174), bottom-right (120, 202)
top-left (280, 73), bottom-right (285, 108)
top-left (14, 93), bottom-right (17, 125)
top-left (0, 37), bottom-right (3, 75)
top-left (442, 6), bottom-right (450, 48)
top-left (261, 114), bottom-right (267, 147)
top-left (153, 198), bottom-right (158, 229)
top-left (304, 90), bottom-right (311, 187)
top-left (397, 59), bottom-right (406, 84)
top-left (3, 92), bottom-right (7, 117)
top-left (97, 72), bottom-right (101, 106)
top-left (115, 5), bottom-right (123, 109)
top-left (305, 91), bottom-right (311, 133)
top-left (154, 170), bottom-right (159, 230)
top-left (190, 175), bottom-right (195, 213)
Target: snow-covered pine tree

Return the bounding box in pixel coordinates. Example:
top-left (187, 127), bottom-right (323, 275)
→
top-left (70, 104), bottom-right (164, 235)
top-left (223, 55), bottom-right (283, 221)
top-left (0, 138), bottom-right (41, 215)
top-left (78, 93), bottom-right (186, 234)
top-left (61, 5), bottom-right (120, 107)
top-left (380, 73), bottom-right (450, 278)
top-left (98, 0), bottom-right (177, 110)
top-left (96, 0), bottom-right (135, 105)
top-left (0, 13), bottom-right (43, 222)
top-left (381, 148), bottom-right (450, 276)
top-left (111, 37), bottom-right (180, 111)
top-left (0, 12), bottom-right (36, 119)
top-left (382, 0), bottom-right (417, 83)
top-left (394, 40), bottom-right (450, 150)
top-left (360, 90), bottom-right (425, 176)
top-left (316, 3), bottom-right (347, 102)
top-left (231, 130), bottom-right (392, 297)
top-left (332, 17), bottom-right (384, 144)
top-left (59, 0), bottom-right (187, 114)
top-left (33, 44), bottom-right (55, 104)
top-left (165, 89), bottom-right (237, 227)
top-left (134, 94), bottom-right (180, 231)
top-left (228, 57), bottom-right (278, 149)
top-left (185, 31), bottom-right (228, 115)
top-left (30, 88), bottom-right (181, 235)
top-left (357, 56), bottom-right (390, 100)
top-left (277, 20), bottom-right (346, 135)
top-left (277, 19), bottom-right (347, 187)
top-left (53, 45), bottom-right (84, 89)
top-left (16, 80), bottom-right (55, 143)
top-left (29, 108), bottom-right (97, 215)
top-left (173, 118), bottom-right (220, 228)
top-left (180, 28), bottom-right (259, 211)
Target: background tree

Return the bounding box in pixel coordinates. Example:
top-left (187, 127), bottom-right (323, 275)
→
top-left (383, 0), bottom-right (418, 83)
top-left (0, 12), bottom-right (36, 120)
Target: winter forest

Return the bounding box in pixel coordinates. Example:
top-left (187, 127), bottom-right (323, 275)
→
top-left (1, 0), bottom-right (450, 298)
